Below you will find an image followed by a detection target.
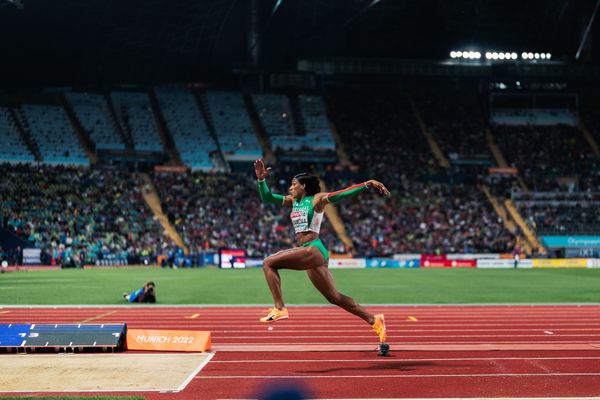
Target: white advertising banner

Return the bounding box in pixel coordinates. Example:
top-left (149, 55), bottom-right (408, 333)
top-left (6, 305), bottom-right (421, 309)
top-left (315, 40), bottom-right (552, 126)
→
top-left (477, 259), bottom-right (515, 268)
top-left (449, 253), bottom-right (501, 260)
top-left (328, 258), bottom-right (366, 269)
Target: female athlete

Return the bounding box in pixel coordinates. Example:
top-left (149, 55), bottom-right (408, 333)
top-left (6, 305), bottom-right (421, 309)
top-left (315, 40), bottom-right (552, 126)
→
top-left (254, 159), bottom-right (391, 344)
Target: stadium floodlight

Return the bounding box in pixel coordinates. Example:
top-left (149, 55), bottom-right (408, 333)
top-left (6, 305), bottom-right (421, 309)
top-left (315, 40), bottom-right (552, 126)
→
top-left (534, 53), bottom-right (540, 59)
top-left (540, 53), bottom-right (546, 59)
top-left (546, 53), bottom-right (552, 59)
top-left (485, 52), bottom-right (492, 59)
top-left (474, 51), bottom-right (481, 59)
top-left (521, 52), bottom-right (528, 59)
top-left (456, 51), bottom-right (463, 58)
top-left (527, 52), bottom-right (534, 59)
top-left (492, 52), bottom-right (499, 60)
top-left (450, 51), bottom-right (457, 58)
top-left (498, 52), bottom-right (506, 60)
top-left (510, 52), bottom-right (518, 60)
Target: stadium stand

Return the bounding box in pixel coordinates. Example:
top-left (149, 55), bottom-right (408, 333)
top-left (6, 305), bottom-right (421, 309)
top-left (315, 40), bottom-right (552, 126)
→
top-left (0, 163), bottom-right (172, 265)
top-left (327, 88), bottom-right (516, 255)
top-left (110, 91), bottom-right (163, 152)
top-left (155, 87), bottom-right (219, 170)
top-left (296, 95), bottom-right (336, 152)
top-left (514, 192), bottom-right (600, 235)
top-left (0, 107), bottom-right (35, 163)
top-left (414, 90), bottom-right (493, 165)
top-left (491, 124), bottom-right (599, 192)
top-left (65, 92), bottom-right (126, 151)
top-left (18, 105), bottom-right (88, 165)
top-left (253, 94), bottom-right (296, 137)
top-left (205, 90), bottom-right (262, 161)
top-left (153, 170), bottom-right (345, 258)
top-left (10, 87), bottom-right (600, 261)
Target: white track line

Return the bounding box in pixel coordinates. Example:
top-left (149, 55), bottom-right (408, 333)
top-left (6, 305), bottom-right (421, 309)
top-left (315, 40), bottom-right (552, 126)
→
top-left (210, 334), bottom-right (600, 338)
top-left (173, 351), bottom-right (215, 393)
top-left (197, 372), bottom-right (600, 379)
top-left (218, 397), bottom-right (600, 400)
top-left (211, 356), bottom-right (600, 363)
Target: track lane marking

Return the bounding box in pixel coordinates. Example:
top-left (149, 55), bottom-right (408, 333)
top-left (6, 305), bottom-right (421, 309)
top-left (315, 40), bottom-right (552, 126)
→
top-left (197, 372), bottom-right (600, 379)
top-left (211, 356), bottom-right (600, 363)
top-left (78, 310), bottom-right (116, 323)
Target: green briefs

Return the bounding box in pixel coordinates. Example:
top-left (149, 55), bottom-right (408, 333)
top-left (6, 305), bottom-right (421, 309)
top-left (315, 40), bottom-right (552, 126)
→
top-left (302, 238), bottom-right (329, 262)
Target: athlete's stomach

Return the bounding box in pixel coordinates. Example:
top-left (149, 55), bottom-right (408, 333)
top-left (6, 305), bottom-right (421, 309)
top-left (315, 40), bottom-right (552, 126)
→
top-left (296, 231), bottom-right (319, 246)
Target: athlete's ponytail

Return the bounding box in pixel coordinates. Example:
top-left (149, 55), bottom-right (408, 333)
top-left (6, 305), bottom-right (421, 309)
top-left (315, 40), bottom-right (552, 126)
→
top-left (293, 173), bottom-right (321, 196)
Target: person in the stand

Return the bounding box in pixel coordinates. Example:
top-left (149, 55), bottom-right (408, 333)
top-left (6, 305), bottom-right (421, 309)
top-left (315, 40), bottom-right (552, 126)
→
top-left (254, 159), bottom-right (390, 344)
top-left (123, 281), bottom-right (156, 303)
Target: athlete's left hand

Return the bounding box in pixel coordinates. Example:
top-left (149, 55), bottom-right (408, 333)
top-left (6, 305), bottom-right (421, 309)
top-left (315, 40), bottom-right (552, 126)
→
top-left (366, 180), bottom-right (391, 196)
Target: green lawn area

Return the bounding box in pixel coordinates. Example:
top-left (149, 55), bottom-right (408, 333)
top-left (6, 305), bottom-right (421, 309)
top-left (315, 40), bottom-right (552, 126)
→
top-left (0, 267), bottom-right (599, 305)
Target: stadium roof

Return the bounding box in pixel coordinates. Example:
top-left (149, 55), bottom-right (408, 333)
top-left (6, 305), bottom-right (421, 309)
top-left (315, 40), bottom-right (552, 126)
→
top-left (0, 0), bottom-right (597, 85)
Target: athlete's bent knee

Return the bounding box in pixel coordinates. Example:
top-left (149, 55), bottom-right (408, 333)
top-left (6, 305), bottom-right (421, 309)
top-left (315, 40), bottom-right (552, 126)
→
top-left (263, 257), bottom-right (275, 270)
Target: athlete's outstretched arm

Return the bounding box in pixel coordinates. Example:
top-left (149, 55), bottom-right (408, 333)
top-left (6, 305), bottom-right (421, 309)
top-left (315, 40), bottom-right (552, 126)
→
top-left (254, 159), bottom-right (292, 206)
top-left (314, 179), bottom-right (390, 210)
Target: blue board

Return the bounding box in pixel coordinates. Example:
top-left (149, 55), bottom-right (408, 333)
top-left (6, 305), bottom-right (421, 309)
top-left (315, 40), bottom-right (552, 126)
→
top-left (0, 323), bottom-right (127, 349)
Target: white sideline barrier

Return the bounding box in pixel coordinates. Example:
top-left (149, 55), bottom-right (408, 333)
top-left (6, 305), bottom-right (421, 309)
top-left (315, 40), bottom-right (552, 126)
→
top-left (477, 259), bottom-right (515, 268)
top-left (328, 258), bottom-right (366, 269)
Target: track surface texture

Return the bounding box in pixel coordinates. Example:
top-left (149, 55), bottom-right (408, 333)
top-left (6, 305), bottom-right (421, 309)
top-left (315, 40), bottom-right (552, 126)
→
top-left (1, 305), bottom-right (600, 399)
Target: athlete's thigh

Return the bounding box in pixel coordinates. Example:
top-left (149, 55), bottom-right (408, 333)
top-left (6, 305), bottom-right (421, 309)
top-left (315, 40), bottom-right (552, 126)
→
top-left (265, 246), bottom-right (324, 271)
top-left (306, 265), bottom-right (338, 296)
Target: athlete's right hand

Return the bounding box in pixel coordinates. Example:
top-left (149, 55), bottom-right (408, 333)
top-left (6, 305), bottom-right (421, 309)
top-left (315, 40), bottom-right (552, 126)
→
top-left (254, 159), bottom-right (271, 180)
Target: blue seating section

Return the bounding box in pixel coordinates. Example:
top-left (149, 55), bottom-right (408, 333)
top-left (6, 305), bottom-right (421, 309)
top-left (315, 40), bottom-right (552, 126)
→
top-left (155, 87), bottom-right (217, 170)
top-left (0, 107), bottom-right (34, 163)
top-left (297, 95), bottom-right (335, 150)
top-left (253, 94), bottom-right (295, 137)
top-left (110, 91), bottom-right (163, 152)
top-left (206, 91), bottom-right (262, 161)
top-left (252, 93), bottom-right (304, 151)
top-left (20, 105), bottom-right (88, 165)
top-left (65, 92), bottom-right (125, 151)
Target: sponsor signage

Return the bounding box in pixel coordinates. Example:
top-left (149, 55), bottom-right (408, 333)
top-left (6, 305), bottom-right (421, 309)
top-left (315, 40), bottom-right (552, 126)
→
top-left (565, 248), bottom-right (600, 258)
top-left (587, 259), bottom-right (600, 268)
top-left (219, 249), bottom-right (246, 269)
top-left (488, 167), bottom-right (518, 175)
top-left (328, 258), bottom-right (366, 269)
top-left (542, 236), bottom-right (600, 248)
top-left (393, 254), bottom-right (422, 260)
top-left (126, 329), bottom-right (211, 352)
top-left (421, 257), bottom-right (476, 268)
top-left (477, 259), bottom-right (516, 269)
top-left (366, 259), bottom-right (420, 268)
top-left (448, 253), bottom-right (501, 260)
top-left (532, 258), bottom-right (588, 268)
top-left (154, 165), bottom-right (188, 174)
top-left (517, 259), bottom-right (533, 268)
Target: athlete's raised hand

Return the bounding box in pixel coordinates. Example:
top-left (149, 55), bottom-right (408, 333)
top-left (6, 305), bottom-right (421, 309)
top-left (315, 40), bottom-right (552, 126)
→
top-left (254, 159), bottom-right (272, 180)
top-left (366, 180), bottom-right (391, 196)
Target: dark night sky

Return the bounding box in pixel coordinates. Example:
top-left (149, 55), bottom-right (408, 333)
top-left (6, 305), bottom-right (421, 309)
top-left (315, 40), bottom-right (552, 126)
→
top-left (0, 0), bottom-right (597, 86)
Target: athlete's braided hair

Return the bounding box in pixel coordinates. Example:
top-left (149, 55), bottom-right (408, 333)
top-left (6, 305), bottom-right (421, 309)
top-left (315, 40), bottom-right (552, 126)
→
top-left (293, 173), bottom-right (321, 196)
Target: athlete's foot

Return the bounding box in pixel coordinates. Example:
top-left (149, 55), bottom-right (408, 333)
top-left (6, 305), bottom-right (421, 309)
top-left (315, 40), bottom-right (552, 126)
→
top-left (260, 307), bottom-right (289, 323)
top-left (372, 314), bottom-right (387, 343)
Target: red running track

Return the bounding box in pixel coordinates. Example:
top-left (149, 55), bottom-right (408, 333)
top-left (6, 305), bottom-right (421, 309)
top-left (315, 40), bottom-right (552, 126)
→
top-left (1, 305), bottom-right (600, 399)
